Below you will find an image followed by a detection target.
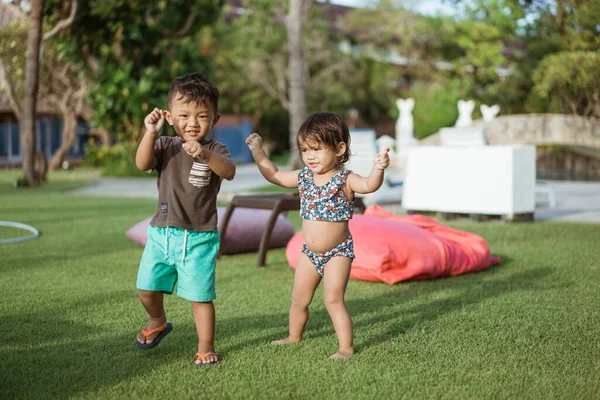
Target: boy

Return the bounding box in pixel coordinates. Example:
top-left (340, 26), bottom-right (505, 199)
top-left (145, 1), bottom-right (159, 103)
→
top-left (134, 72), bottom-right (235, 366)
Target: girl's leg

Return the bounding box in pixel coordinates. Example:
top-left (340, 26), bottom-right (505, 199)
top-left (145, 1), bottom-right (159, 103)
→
top-left (137, 289), bottom-right (166, 344)
top-left (191, 301), bottom-right (218, 365)
top-left (272, 254), bottom-right (322, 344)
top-left (322, 256), bottom-right (354, 359)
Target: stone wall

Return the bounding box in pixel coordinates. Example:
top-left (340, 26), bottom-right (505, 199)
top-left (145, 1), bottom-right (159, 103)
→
top-left (421, 114), bottom-right (600, 147)
top-left (418, 114), bottom-right (600, 180)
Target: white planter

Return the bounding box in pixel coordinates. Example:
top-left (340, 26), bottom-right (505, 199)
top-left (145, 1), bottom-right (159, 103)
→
top-left (402, 145), bottom-right (536, 216)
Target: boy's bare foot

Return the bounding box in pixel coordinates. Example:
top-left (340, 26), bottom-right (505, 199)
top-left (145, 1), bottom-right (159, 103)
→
top-left (270, 337), bottom-right (301, 345)
top-left (329, 350), bottom-right (354, 359)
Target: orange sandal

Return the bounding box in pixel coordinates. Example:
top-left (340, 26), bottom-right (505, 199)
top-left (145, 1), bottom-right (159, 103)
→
top-left (135, 322), bottom-right (173, 350)
top-left (195, 351), bottom-right (219, 367)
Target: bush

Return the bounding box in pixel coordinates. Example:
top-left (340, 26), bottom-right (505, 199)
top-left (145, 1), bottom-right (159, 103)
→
top-left (407, 78), bottom-right (464, 139)
top-left (255, 106), bottom-right (290, 154)
top-left (83, 140), bottom-right (156, 178)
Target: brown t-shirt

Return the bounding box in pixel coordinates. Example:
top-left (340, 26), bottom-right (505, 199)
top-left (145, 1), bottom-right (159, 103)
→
top-left (149, 136), bottom-right (232, 232)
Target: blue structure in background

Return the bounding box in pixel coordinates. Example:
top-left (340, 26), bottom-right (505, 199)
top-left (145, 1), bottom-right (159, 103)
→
top-left (0, 115), bottom-right (252, 165)
top-left (211, 120), bottom-right (253, 164)
top-left (0, 117), bottom-right (90, 165)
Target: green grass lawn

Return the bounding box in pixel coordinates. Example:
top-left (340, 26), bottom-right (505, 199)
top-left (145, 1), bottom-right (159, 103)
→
top-left (1, 170), bottom-right (599, 399)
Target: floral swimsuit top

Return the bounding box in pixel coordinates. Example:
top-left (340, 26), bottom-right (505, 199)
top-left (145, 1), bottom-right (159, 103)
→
top-left (298, 167), bottom-right (354, 222)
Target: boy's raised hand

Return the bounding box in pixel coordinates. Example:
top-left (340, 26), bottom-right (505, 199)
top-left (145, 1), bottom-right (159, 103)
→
top-left (183, 140), bottom-right (204, 158)
top-left (374, 147), bottom-right (390, 170)
top-left (246, 133), bottom-right (263, 152)
top-left (144, 107), bottom-right (165, 135)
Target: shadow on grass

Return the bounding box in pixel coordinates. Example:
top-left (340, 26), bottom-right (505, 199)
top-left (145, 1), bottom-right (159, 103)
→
top-left (215, 264), bottom-right (554, 356)
top-left (0, 261), bottom-right (556, 398)
top-left (350, 266), bottom-right (553, 351)
top-left (0, 290), bottom-right (186, 399)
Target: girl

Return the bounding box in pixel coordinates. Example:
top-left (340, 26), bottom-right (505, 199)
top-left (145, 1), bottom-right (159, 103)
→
top-left (246, 112), bottom-right (390, 359)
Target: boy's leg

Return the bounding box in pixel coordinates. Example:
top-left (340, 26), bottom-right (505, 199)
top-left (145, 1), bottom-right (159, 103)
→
top-left (272, 254), bottom-right (322, 344)
top-left (137, 290), bottom-right (167, 344)
top-left (322, 256), bottom-right (354, 359)
top-left (191, 301), bottom-right (217, 365)
top-left (136, 226), bottom-right (177, 345)
top-left (175, 229), bottom-right (219, 365)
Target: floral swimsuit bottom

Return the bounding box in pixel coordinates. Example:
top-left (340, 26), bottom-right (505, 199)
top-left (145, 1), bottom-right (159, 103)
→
top-left (301, 236), bottom-right (354, 276)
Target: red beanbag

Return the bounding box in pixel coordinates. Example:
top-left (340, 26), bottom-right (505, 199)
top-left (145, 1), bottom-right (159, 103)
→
top-left (286, 205), bottom-right (500, 284)
top-left (127, 207), bottom-right (295, 255)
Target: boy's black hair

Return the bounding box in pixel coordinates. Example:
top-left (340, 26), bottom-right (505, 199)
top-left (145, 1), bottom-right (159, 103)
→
top-left (167, 72), bottom-right (219, 112)
top-left (297, 112), bottom-right (351, 167)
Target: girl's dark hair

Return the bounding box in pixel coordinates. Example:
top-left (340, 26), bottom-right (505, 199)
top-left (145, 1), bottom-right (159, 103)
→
top-left (167, 72), bottom-right (219, 112)
top-left (297, 112), bottom-right (351, 167)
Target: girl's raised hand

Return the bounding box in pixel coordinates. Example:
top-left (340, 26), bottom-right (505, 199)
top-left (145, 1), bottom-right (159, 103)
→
top-left (246, 133), bottom-right (263, 152)
top-left (374, 147), bottom-right (390, 170)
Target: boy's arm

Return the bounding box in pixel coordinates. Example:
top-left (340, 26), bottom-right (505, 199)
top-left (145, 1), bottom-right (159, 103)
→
top-left (202, 149), bottom-right (236, 181)
top-left (347, 147), bottom-right (390, 194)
top-left (136, 108), bottom-right (164, 171)
top-left (136, 132), bottom-right (158, 171)
top-left (246, 133), bottom-right (298, 188)
top-left (182, 141), bottom-right (236, 180)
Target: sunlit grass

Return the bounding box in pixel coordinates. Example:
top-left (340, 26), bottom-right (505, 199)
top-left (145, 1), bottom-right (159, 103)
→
top-left (0, 170), bottom-right (598, 399)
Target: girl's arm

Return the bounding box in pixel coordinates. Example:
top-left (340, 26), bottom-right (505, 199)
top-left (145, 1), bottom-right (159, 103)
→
top-left (347, 147), bottom-right (390, 195)
top-left (246, 133), bottom-right (299, 188)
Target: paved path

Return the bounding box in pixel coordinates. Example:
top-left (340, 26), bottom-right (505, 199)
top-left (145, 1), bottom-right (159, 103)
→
top-left (72, 166), bottom-right (600, 223)
top-left (533, 181), bottom-right (600, 223)
top-left (383, 180), bottom-right (600, 223)
top-left (71, 163), bottom-right (269, 202)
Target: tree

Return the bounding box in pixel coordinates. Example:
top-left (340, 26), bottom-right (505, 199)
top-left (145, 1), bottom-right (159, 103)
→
top-left (46, 0), bottom-right (222, 146)
top-left (342, 0), bottom-right (440, 70)
top-left (516, 0), bottom-right (600, 114)
top-left (42, 57), bottom-right (89, 169)
top-left (533, 51), bottom-right (600, 117)
top-left (205, 0), bottom-right (355, 160)
top-left (21, 0), bottom-right (45, 186)
top-left (447, 0), bottom-right (600, 114)
top-left (442, 18), bottom-right (509, 101)
top-left (198, 2), bottom-right (289, 130)
top-left (4, 14), bottom-right (94, 169)
top-left (0, 0), bottom-right (78, 185)
top-left (0, 23), bottom-right (90, 171)
top-left (286, 0), bottom-right (309, 167)
top-left (346, 0), bottom-right (516, 105)
top-left (496, 0), bottom-right (600, 51)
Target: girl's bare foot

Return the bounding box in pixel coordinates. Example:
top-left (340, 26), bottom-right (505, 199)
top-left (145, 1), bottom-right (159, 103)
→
top-left (329, 350), bottom-right (354, 359)
top-left (270, 337), bottom-right (301, 345)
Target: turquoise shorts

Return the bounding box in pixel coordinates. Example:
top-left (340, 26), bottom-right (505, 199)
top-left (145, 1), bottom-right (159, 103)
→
top-left (136, 226), bottom-right (220, 302)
